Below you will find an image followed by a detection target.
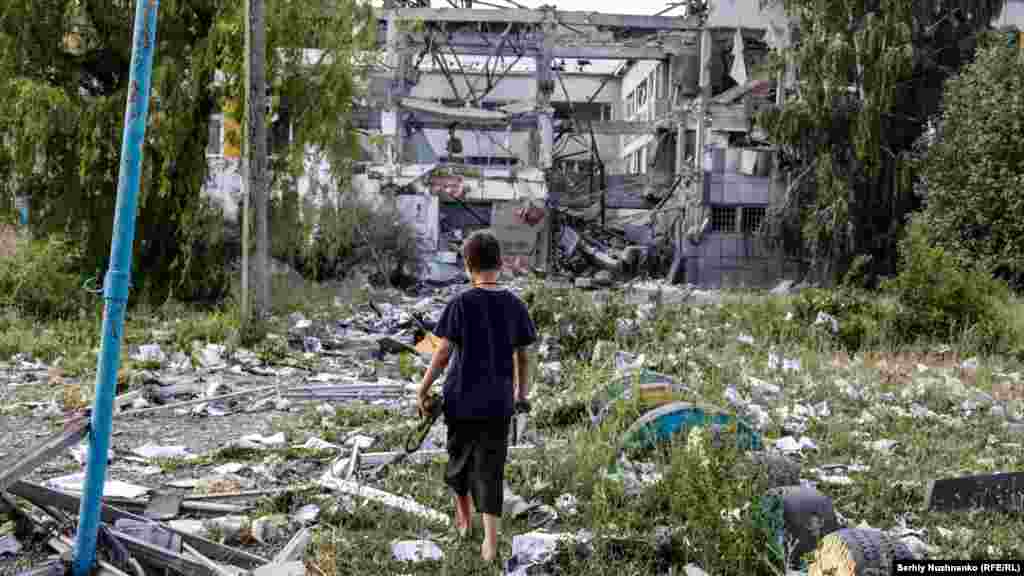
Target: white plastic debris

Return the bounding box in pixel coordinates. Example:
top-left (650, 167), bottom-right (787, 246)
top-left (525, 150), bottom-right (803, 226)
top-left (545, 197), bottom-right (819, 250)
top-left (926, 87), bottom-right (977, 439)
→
top-left (555, 494), bottom-right (578, 516)
top-left (302, 437), bottom-right (341, 451)
top-left (737, 334), bottom-right (755, 345)
top-left (961, 357), bottom-right (979, 371)
top-left (865, 439), bottom-right (899, 454)
top-left (391, 540), bottom-right (444, 563)
top-left (294, 504), bottom-right (321, 525)
top-left (303, 337), bottom-right (323, 353)
top-left (506, 531), bottom-right (593, 576)
top-left (775, 436), bottom-right (818, 453)
top-left (344, 434), bottom-right (375, 449)
top-left (236, 432), bottom-right (287, 449)
top-left (768, 353), bottom-right (801, 372)
top-left (132, 443), bottom-right (191, 460)
top-left (813, 311), bottom-right (839, 334)
top-left (132, 344), bottom-right (166, 364)
top-left (47, 473), bottom-right (150, 499)
top-left (197, 343), bottom-right (227, 368)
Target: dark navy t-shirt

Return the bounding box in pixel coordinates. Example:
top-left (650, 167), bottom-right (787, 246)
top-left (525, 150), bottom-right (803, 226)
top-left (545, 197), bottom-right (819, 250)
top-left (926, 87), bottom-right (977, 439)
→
top-left (434, 287), bottom-right (537, 421)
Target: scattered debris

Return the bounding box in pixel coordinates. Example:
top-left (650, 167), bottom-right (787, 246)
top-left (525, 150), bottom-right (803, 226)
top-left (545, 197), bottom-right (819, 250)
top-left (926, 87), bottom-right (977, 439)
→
top-left (926, 472), bottom-right (1024, 513)
top-left (391, 540), bottom-right (444, 563)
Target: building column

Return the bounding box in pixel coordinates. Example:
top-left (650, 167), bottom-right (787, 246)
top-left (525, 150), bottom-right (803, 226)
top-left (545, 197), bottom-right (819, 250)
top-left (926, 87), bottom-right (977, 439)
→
top-left (534, 15), bottom-right (556, 170)
top-left (384, 14), bottom-right (409, 167)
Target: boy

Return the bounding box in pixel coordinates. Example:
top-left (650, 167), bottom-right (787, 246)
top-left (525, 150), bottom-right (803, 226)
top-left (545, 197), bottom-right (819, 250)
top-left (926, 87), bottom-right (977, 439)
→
top-left (416, 229), bottom-right (537, 563)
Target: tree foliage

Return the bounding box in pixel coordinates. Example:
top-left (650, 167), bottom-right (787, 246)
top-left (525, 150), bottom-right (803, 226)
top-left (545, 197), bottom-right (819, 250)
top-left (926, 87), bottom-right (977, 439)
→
top-left (0, 0), bottom-right (377, 304)
top-left (758, 0), bottom-right (1006, 284)
top-left (914, 28), bottom-right (1024, 288)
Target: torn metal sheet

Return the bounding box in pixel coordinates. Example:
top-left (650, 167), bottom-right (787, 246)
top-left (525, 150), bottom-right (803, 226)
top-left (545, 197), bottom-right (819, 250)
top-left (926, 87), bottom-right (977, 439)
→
top-left (109, 528), bottom-right (217, 576)
top-left (9, 481), bottom-right (269, 568)
top-left (318, 473), bottom-right (450, 527)
top-left (0, 417), bottom-right (89, 492)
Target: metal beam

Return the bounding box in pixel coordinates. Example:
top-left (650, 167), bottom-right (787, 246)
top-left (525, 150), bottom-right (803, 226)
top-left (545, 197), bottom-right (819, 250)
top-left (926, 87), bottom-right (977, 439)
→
top-left (353, 105), bottom-right (749, 133)
top-left (0, 418), bottom-right (90, 493)
top-left (9, 481), bottom-right (270, 569)
top-left (392, 33), bottom-right (680, 59)
top-left (379, 8), bottom-right (703, 30)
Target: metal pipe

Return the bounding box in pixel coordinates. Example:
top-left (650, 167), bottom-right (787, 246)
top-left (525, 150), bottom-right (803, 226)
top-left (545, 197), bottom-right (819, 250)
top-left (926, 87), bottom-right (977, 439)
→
top-left (72, 0), bottom-right (159, 573)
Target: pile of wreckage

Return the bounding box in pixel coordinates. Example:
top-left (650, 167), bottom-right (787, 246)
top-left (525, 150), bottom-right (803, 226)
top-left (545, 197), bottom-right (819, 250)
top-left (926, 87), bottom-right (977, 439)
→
top-left (4, 279), bottom-right (1017, 576)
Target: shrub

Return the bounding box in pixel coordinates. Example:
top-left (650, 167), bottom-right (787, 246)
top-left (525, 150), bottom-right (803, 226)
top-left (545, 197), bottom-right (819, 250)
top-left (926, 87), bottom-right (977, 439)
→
top-left (0, 233), bottom-right (87, 320)
top-left (792, 287), bottom-right (889, 352)
top-left (882, 217), bottom-right (1013, 353)
top-left (521, 284), bottom-right (635, 361)
top-left (915, 29), bottom-right (1024, 288)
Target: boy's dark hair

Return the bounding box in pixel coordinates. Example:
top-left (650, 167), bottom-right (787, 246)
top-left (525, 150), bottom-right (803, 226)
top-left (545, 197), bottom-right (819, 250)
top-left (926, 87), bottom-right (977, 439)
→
top-left (463, 230), bottom-right (502, 272)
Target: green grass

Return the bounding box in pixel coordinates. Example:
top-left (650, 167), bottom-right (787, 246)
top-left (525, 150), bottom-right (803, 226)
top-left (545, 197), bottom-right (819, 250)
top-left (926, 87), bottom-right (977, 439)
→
top-left (6, 276), bottom-right (1024, 573)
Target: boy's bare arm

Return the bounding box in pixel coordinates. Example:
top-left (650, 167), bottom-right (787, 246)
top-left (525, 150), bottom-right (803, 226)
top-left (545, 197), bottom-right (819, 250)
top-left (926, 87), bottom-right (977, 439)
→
top-left (418, 338), bottom-right (452, 403)
top-left (513, 347), bottom-right (530, 402)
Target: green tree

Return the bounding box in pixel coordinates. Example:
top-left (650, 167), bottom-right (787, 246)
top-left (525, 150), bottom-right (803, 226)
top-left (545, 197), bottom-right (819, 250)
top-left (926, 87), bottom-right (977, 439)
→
top-left (914, 28), bottom-right (1024, 288)
top-left (758, 0), bottom-right (1006, 285)
top-left (0, 0), bottom-right (376, 304)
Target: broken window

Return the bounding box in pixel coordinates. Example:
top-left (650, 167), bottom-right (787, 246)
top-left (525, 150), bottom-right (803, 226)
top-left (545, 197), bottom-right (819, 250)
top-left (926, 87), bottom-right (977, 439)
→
top-left (207, 115), bottom-right (223, 156)
top-left (710, 205), bottom-right (737, 233)
top-left (742, 206), bottom-right (767, 234)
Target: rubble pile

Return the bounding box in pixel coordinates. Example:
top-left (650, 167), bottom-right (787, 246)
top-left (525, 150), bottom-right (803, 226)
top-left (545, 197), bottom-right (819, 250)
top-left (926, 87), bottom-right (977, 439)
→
top-left (1, 277), bottom-right (1023, 575)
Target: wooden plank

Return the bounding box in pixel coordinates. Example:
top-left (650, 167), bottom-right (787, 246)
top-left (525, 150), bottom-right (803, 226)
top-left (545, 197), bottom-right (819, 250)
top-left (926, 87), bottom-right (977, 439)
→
top-left (925, 472), bottom-right (1024, 513)
top-left (0, 418), bottom-right (90, 492)
top-left (8, 481), bottom-right (270, 569)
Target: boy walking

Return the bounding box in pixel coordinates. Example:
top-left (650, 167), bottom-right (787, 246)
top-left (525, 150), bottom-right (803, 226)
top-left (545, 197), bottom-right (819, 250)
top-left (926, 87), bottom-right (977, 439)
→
top-left (416, 230), bottom-right (537, 563)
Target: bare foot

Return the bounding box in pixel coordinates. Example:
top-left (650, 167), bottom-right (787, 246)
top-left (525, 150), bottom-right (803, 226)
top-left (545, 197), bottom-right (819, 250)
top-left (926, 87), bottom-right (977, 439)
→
top-left (481, 540), bottom-right (497, 563)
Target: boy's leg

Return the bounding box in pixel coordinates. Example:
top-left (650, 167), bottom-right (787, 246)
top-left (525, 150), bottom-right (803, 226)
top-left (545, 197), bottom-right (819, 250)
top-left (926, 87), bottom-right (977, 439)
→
top-left (454, 493), bottom-right (472, 534)
top-left (481, 513), bottom-right (500, 561)
top-left (470, 417), bottom-right (511, 561)
top-left (445, 419), bottom-right (474, 534)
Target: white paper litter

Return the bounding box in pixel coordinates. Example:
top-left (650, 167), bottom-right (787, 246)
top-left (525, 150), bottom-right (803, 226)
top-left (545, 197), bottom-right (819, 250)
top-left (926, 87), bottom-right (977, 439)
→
top-left (132, 443), bottom-right (191, 459)
top-left (47, 473), bottom-right (150, 499)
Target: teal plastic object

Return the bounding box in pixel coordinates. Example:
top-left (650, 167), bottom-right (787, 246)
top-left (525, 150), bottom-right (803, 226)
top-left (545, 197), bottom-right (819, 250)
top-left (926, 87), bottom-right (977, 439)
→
top-left (620, 401), bottom-right (763, 453)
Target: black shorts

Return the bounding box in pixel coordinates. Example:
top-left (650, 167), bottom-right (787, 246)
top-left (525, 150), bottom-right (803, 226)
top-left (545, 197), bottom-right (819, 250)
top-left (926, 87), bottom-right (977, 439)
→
top-left (444, 417), bottom-right (511, 516)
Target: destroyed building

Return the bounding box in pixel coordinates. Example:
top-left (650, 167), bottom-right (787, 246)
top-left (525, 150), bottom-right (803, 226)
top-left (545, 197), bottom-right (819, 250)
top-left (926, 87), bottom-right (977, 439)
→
top-left (345, 0), bottom-right (802, 288)
top-left (197, 0), bottom-right (1021, 287)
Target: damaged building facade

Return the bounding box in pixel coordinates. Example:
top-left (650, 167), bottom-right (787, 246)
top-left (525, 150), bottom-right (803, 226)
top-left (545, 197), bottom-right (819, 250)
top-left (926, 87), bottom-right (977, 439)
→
top-left (342, 0), bottom-right (800, 287)
top-left (202, 0), bottom-right (802, 287)
top-left (195, 0), bottom-right (1024, 288)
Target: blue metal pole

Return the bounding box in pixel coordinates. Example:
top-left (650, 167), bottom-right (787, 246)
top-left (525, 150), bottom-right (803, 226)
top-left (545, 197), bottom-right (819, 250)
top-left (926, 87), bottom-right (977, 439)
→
top-left (72, 0), bottom-right (159, 574)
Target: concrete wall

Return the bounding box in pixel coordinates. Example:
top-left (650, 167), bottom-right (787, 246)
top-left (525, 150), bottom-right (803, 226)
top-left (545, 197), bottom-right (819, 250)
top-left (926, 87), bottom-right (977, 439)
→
top-left (707, 0), bottom-right (792, 49)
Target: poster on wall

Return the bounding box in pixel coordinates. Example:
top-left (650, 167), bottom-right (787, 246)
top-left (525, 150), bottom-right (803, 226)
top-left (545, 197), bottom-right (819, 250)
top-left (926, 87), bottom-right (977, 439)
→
top-left (397, 194), bottom-right (440, 253)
